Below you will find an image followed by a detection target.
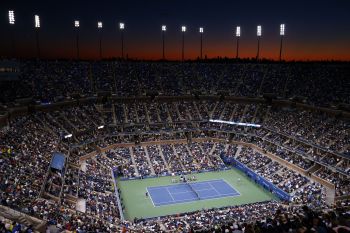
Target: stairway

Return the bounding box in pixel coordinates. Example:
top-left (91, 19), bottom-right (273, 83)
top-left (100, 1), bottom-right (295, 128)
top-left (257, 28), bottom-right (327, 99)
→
top-left (193, 101), bottom-right (203, 120)
top-left (307, 163), bottom-right (321, 174)
top-left (129, 147), bottom-right (140, 177)
top-left (157, 145), bottom-right (171, 172)
top-left (171, 145), bottom-right (186, 170)
top-left (143, 146), bottom-right (156, 175)
top-left (233, 145), bottom-right (243, 158)
top-left (0, 205), bottom-right (46, 232)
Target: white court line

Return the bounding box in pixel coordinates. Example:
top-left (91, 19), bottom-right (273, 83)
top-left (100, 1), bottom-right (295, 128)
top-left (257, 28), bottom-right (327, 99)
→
top-left (147, 179), bottom-right (223, 190)
top-left (148, 183), bottom-right (188, 190)
top-left (203, 179), bottom-right (226, 183)
top-left (191, 187), bottom-right (215, 192)
top-left (154, 192), bottom-right (239, 207)
top-left (155, 197), bottom-right (198, 205)
top-left (146, 187), bottom-right (156, 207)
top-left (166, 187), bottom-right (175, 201)
top-left (149, 178), bottom-right (241, 207)
top-left (208, 182), bottom-right (220, 195)
top-left (171, 190), bottom-right (196, 195)
top-left (222, 178), bottom-right (241, 196)
top-left (171, 187), bottom-right (214, 194)
top-left (200, 192), bottom-right (239, 199)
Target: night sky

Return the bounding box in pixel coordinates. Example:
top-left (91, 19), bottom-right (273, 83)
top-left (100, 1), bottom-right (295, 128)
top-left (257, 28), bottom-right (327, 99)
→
top-left (1, 0), bottom-right (350, 61)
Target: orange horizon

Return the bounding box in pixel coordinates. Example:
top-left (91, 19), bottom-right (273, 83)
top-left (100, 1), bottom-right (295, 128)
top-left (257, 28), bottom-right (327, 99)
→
top-left (4, 38), bottom-right (350, 62)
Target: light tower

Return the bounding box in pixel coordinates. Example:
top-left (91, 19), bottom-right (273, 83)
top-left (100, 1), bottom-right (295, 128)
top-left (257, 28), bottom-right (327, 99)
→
top-left (74, 20), bottom-right (80, 59)
top-left (119, 22), bottom-right (125, 59)
top-left (235, 26), bottom-right (241, 59)
top-left (279, 24), bottom-right (285, 61)
top-left (34, 15), bottom-right (41, 59)
top-left (8, 10), bottom-right (16, 58)
top-left (161, 25), bottom-right (166, 60)
top-left (256, 25), bottom-right (262, 60)
top-left (181, 26), bottom-right (186, 61)
top-left (97, 21), bottom-right (103, 59)
top-left (199, 27), bottom-right (204, 59)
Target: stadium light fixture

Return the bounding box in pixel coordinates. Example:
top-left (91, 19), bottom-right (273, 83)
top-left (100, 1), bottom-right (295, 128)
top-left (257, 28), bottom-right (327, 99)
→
top-left (199, 27), bottom-right (204, 59)
top-left (97, 21), bottom-right (103, 59)
top-left (181, 26), bottom-right (186, 61)
top-left (236, 26), bottom-right (241, 37)
top-left (8, 10), bottom-right (16, 58)
top-left (279, 24), bottom-right (286, 61)
top-left (256, 25), bottom-right (262, 60)
top-left (74, 20), bottom-right (80, 28)
top-left (162, 25), bottom-right (166, 60)
top-left (257, 25), bottom-right (262, 37)
top-left (119, 22), bottom-right (125, 58)
top-left (9, 10), bottom-right (15, 25)
top-left (35, 15), bottom-right (40, 28)
top-left (119, 22), bottom-right (125, 59)
top-left (235, 26), bottom-right (241, 59)
top-left (280, 23), bottom-right (285, 36)
top-left (74, 20), bottom-right (80, 59)
top-left (34, 15), bottom-right (41, 58)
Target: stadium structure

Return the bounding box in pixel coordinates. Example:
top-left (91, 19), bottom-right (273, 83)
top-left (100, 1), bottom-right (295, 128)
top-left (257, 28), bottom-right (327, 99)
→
top-left (0, 60), bottom-right (349, 232)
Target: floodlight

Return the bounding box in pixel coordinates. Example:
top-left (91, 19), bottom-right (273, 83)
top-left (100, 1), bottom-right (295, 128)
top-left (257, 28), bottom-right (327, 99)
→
top-left (9, 10), bottom-right (15, 25)
top-left (235, 26), bottom-right (240, 59)
top-left (74, 20), bottom-right (80, 28)
top-left (98, 21), bottom-right (102, 28)
top-left (35, 15), bottom-right (40, 28)
top-left (257, 25), bottom-right (262, 36)
top-left (119, 22), bottom-right (125, 29)
top-left (209, 119), bottom-right (261, 128)
top-left (181, 26), bottom-right (186, 32)
top-left (236, 26), bottom-right (241, 37)
top-left (199, 27), bottom-right (204, 33)
top-left (162, 25), bottom-right (166, 31)
top-left (279, 24), bottom-right (286, 61)
top-left (280, 24), bottom-right (285, 36)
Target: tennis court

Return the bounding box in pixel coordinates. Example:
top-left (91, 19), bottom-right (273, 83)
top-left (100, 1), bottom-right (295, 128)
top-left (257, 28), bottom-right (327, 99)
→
top-left (118, 169), bottom-right (277, 220)
top-left (147, 179), bottom-right (240, 207)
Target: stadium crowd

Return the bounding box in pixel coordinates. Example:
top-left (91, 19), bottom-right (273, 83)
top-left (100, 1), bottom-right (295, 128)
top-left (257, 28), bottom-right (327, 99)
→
top-left (0, 60), bottom-right (349, 232)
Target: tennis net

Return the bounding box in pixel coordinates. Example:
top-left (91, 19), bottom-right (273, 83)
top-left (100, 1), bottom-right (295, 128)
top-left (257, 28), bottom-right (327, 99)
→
top-left (187, 182), bottom-right (200, 199)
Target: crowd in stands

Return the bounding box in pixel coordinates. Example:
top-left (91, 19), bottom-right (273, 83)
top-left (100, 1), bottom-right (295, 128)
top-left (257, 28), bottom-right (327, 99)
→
top-left (161, 144), bottom-right (184, 173)
top-left (0, 215), bottom-right (34, 233)
top-left (235, 147), bottom-right (310, 195)
top-left (315, 167), bottom-right (350, 197)
top-left (78, 159), bottom-right (120, 226)
top-left (0, 60), bottom-right (349, 232)
top-left (0, 116), bottom-right (58, 214)
top-left (147, 145), bottom-right (168, 175)
top-left (135, 201), bottom-right (350, 233)
top-left (1, 61), bottom-right (349, 108)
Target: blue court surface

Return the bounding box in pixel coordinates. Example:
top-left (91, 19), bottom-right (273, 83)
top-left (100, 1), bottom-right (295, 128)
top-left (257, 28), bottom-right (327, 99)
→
top-left (147, 179), bottom-right (240, 207)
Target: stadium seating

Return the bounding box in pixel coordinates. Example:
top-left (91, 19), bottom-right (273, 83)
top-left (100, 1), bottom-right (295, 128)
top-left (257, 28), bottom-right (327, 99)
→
top-left (0, 60), bottom-right (349, 232)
